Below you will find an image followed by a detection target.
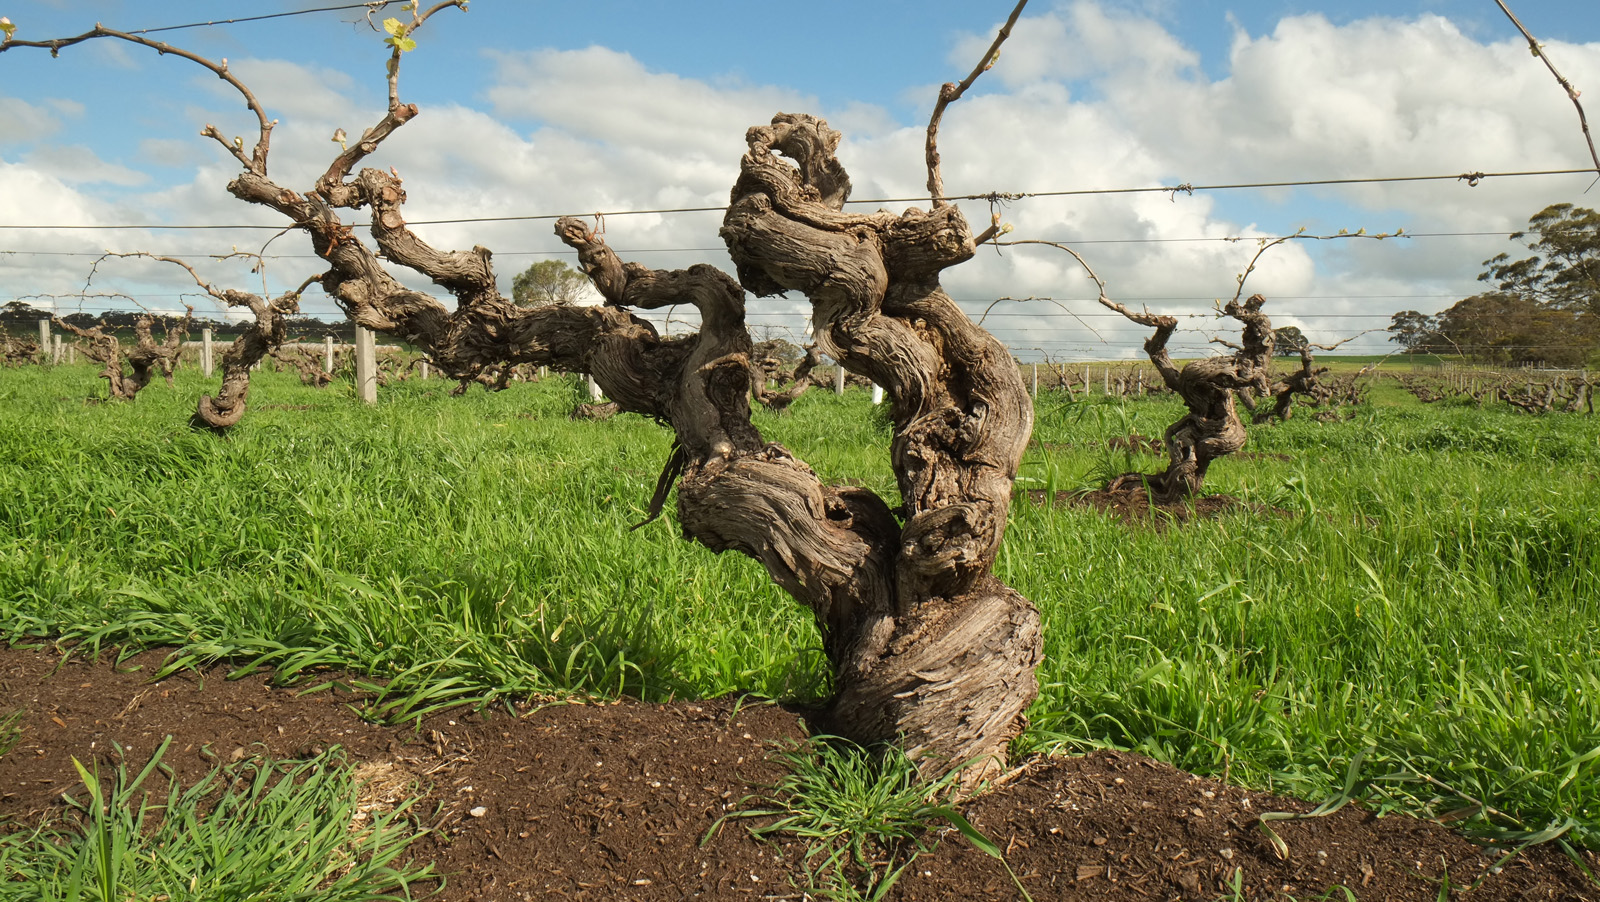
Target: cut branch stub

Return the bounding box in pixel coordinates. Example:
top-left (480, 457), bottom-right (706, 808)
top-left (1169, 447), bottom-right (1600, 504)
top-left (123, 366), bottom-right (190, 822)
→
top-left (720, 112), bottom-right (1040, 782)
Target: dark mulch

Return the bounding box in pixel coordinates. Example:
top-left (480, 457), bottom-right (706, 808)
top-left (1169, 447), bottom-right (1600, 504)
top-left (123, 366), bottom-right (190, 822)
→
top-left (1022, 484), bottom-right (1276, 527)
top-left (1035, 436), bottom-right (1292, 462)
top-left (2, 645), bottom-right (1594, 901)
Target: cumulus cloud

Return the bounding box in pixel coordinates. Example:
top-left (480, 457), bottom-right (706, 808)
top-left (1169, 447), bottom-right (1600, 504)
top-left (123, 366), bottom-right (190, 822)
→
top-left (0, 97), bottom-right (65, 144)
top-left (486, 47), bottom-right (820, 152)
top-left (950, 2), bottom-right (1200, 87)
top-left (20, 145), bottom-right (147, 186)
top-left (916, 1), bottom-right (1600, 356)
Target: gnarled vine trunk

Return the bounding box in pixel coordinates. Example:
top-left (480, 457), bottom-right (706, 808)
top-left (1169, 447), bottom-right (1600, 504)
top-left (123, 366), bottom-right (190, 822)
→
top-left (1103, 295), bottom-right (1274, 502)
top-left (57, 310), bottom-right (192, 401)
top-left (714, 115), bottom-right (1040, 775)
top-left (193, 285), bottom-right (312, 430)
top-left (11, 4), bottom-right (1042, 784)
top-left (2, 332), bottom-right (39, 366)
top-left (749, 341), bottom-right (820, 411)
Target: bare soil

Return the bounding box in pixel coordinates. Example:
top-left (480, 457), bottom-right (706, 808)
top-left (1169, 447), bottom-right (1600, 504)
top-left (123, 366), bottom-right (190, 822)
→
top-left (2, 645), bottom-right (1594, 901)
top-left (1021, 484), bottom-right (1276, 527)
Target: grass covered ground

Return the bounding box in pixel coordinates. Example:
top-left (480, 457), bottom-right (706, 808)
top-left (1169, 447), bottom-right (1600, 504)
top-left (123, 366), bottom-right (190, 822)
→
top-left (3, 363), bottom-right (1597, 852)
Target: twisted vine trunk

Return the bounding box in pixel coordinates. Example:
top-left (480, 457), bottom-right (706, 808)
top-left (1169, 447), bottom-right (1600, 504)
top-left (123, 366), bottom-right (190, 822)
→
top-left (1105, 295), bottom-right (1274, 502)
top-left (714, 115), bottom-right (1041, 778)
top-left (10, 10), bottom-right (1043, 785)
top-left (193, 289), bottom-right (304, 430)
top-left (1255, 345), bottom-right (1330, 424)
top-left (531, 117), bottom-right (1040, 783)
top-left (749, 342), bottom-right (820, 411)
top-left (58, 311), bottom-right (192, 401)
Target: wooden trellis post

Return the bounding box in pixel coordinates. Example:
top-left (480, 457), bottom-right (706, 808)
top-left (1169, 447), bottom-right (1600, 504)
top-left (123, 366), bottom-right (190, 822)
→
top-left (355, 325), bottom-right (377, 403)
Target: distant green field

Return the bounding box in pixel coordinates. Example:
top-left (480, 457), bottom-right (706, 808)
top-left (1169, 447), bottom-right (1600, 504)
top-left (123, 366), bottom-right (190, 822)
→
top-left (3, 362), bottom-right (1597, 849)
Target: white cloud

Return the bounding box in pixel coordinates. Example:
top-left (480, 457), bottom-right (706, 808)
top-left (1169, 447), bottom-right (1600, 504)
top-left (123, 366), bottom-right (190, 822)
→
top-left (485, 46), bottom-right (821, 153)
top-left (138, 137), bottom-right (212, 168)
top-left (45, 97), bottom-right (85, 119)
top-left (907, 2), bottom-right (1600, 356)
top-left (21, 144), bottom-right (147, 186)
top-left (0, 97), bottom-right (64, 144)
top-left (199, 58), bottom-right (361, 123)
top-left (951, 2), bottom-right (1199, 87)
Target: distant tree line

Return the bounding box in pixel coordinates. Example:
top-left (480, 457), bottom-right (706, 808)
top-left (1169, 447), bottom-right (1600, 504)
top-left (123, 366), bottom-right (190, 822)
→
top-left (1390, 204), bottom-right (1599, 367)
top-left (3, 258), bottom-right (595, 344)
top-left (1, 301), bottom-right (357, 343)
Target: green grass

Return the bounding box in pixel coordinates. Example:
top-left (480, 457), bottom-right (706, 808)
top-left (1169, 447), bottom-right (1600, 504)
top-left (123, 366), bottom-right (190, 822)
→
top-left (0, 736), bottom-right (432, 901)
top-left (715, 735), bottom-right (1023, 901)
top-left (2, 362), bottom-right (1598, 853)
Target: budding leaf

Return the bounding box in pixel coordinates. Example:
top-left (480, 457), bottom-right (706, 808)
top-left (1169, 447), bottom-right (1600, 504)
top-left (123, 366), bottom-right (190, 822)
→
top-left (332, 127), bottom-right (348, 150)
top-left (0, 17), bottom-right (15, 42)
top-left (382, 17), bottom-right (417, 52)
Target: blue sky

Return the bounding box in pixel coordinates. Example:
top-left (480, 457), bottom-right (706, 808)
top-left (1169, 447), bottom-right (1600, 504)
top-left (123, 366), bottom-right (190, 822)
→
top-left (3, 0), bottom-right (1600, 359)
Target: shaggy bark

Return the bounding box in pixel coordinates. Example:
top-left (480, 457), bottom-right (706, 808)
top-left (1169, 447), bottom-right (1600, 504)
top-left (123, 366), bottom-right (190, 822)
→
top-left (1102, 295), bottom-right (1274, 502)
top-left (719, 114), bottom-right (1040, 778)
top-left (56, 310), bottom-right (192, 401)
